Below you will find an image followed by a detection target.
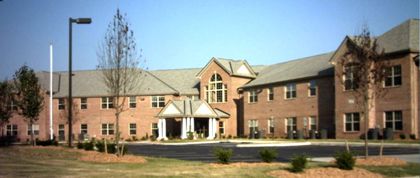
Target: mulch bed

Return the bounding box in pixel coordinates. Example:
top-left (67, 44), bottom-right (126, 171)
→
top-left (210, 162), bottom-right (286, 168)
top-left (355, 156), bottom-right (407, 166)
top-left (22, 146), bottom-right (146, 164)
top-left (268, 167), bottom-right (383, 178)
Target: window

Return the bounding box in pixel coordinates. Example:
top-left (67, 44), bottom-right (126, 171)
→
top-left (267, 88), bottom-right (274, 101)
top-left (249, 90), bottom-right (258, 103)
top-left (308, 80), bottom-right (316, 96)
top-left (345, 113), bottom-right (360, 132)
top-left (129, 123), bottom-right (137, 135)
top-left (129, 96), bottom-right (136, 108)
top-left (268, 118), bottom-right (274, 134)
top-left (385, 65), bottom-right (402, 87)
top-left (219, 121), bottom-right (224, 135)
top-left (286, 117), bottom-right (297, 133)
top-left (58, 98), bottom-right (65, 110)
top-left (80, 124), bottom-right (88, 135)
top-left (9, 100), bottom-right (18, 111)
top-left (27, 124), bottom-right (39, 135)
top-left (385, 111), bottom-right (403, 131)
top-left (344, 65), bottom-right (358, 90)
top-left (285, 84), bottom-right (296, 99)
top-left (101, 123), bottom-right (114, 135)
top-left (309, 116), bottom-right (317, 131)
top-left (101, 97), bottom-right (113, 109)
top-left (206, 73), bottom-right (227, 103)
top-left (58, 124), bottom-right (65, 141)
top-left (151, 96), bottom-right (165, 108)
top-left (6, 124), bottom-right (18, 136)
top-left (248, 120), bottom-right (258, 133)
top-left (80, 98), bottom-right (87, 109)
top-left (151, 123), bottom-right (158, 137)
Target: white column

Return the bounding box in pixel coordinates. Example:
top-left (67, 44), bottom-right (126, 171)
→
top-left (207, 118), bottom-right (213, 139)
top-left (213, 118), bottom-right (217, 138)
top-left (186, 117), bottom-right (191, 132)
top-left (191, 117), bottom-right (195, 140)
top-left (162, 118), bottom-right (167, 140)
top-left (181, 117), bottom-right (187, 139)
top-left (157, 119), bottom-right (162, 140)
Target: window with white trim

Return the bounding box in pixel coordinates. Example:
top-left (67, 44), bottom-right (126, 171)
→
top-left (385, 111), bottom-right (403, 131)
top-left (344, 65), bottom-right (358, 90)
top-left (58, 98), bottom-right (65, 110)
top-left (308, 80), bottom-right (316, 96)
top-left (129, 96), bottom-right (136, 108)
top-left (285, 84), bottom-right (296, 99)
top-left (27, 124), bottom-right (39, 135)
top-left (6, 124), bottom-right (18, 136)
top-left (129, 123), bottom-right (137, 135)
top-left (219, 121), bottom-right (224, 135)
top-left (248, 119), bottom-right (258, 132)
top-left (9, 100), bottom-right (18, 111)
top-left (151, 123), bottom-right (158, 137)
top-left (101, 97), bottom-right (113, 109)
top-left (268, 118), bottom-right (274, 134)
top-left (80, 98), bottom-right (87, 109)
top-left (249, 90), bottom-right (258, 103)
top-left (101, 123), bottom-right (114, 135)
top-left (285, 117), bottom-right (297, 133)
top-left (267, 88), bottom-right (274, 101)
top-left (345, 113), bottom-right (360, 132)
top-left (206, 73), bottom-right (227, 103)
top-left (80, 124), bottom-right (88, 135)
top-left (151, 96), bottom-right (165, 108)
top-left (309, 116), bottom-right (317, 131)
top-left (385, 65), bottom-right (402, 87)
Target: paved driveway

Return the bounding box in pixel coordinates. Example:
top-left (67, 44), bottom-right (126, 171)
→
top-left (127, 143), bottom-right (420, 163)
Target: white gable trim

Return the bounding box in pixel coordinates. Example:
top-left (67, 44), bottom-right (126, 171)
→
top-left (194, 103), bottom-right (214, 115)
top-left (237, 64), bottom-right (251, 75)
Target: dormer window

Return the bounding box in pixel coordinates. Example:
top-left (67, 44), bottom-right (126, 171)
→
top-left (206, 73), bottom-right (227, 103)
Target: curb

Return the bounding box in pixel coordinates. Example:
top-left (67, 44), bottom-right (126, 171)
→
top-left (236, 142), bottom-right (311, 147)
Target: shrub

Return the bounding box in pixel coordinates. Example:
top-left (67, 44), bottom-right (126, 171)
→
top-left (77, 142), bottom-right (84, 149)
top-left (213, 147), bottom-right (233, 164)
top-left (290, 154), bottom-right (308, 172)
top-left (83, 141), bottom-right (94, 151)
top-left (334, 151), bottom-right (355, 170)
top-left (399, 134), bottom-right (406, 139)
top-left (187, 132), bottom-right (194, 140)
top-left (259, 148), bottom-right (277, 163)
top-left (409, 134), bottom-right (416, 140)
top-left (227, 135), bottom-right (232, 139)
top-left (36, 139), bottom-right (58, 146)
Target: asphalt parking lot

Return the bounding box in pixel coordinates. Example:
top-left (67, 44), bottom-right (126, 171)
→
top-left (127, 143), bottom-right (420, 162)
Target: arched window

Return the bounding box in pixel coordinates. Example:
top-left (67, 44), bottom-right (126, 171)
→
top-left (205, 73), bottom-right (227, 103)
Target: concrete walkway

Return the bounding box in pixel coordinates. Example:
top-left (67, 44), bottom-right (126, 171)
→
top-left (312, 154), bottom-right (420, 163)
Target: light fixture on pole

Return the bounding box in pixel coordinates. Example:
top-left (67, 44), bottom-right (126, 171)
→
top-left (68, 17), bottom-right (91, 147)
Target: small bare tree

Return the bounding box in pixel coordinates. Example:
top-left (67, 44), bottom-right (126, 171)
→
top-left (336, 25), bottom-right (390, 159)
top-left (97, 9), bottom-right (142, 156)
top-left (58, 99), bottom-right (80, 140)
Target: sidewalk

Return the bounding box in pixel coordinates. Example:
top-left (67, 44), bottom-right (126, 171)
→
top-left (312, 154), bottom-right (420, 164)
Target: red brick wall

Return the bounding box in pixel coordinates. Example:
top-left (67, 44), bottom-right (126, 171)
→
top-left (243, 77), bottom-right (335, 138)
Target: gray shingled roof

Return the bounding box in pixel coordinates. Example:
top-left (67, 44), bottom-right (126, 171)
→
top-left (377, 19), bottom-right (419, 53)
top-left (242, 52), bottom-right (334, 88)
top-left (35, 72), bottom-right (60, 93)
top-left (150, 68), bottom-right (201, 95)
top-left (51, 70), bottom-right (178, 98)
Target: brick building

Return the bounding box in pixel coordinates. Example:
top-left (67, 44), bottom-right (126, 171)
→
top-left (3, 19), bottom-right (419, 142)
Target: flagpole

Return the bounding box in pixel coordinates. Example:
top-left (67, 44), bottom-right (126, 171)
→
top-left (50, 43), bottom-right (54, 140)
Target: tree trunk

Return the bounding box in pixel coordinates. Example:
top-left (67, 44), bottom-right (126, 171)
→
top-left (345, 140), bottom-right (350, 152)
top-left (104, 139), bottom-right (108, 154)
top-left (30, 120), bottom-right (35, 146)
top-left (379, 139), bottom-right (384, 158)
top-left (364, 108), bottom-right (369, 159)
top-left (115, 112), bottom-right (121, 156)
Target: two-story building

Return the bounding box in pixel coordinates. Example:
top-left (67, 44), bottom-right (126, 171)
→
top-left (3, 19), bottom-right (419, 142)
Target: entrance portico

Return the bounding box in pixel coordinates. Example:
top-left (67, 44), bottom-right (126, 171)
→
top-left (156, 99), bottom-right (229, 140)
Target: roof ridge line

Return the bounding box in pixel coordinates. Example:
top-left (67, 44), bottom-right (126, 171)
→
top-left (144, 70), bottom-right (180, 94)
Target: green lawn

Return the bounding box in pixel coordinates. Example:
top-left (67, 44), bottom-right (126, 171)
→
top-left (0, 146), bottom-right (419, 177)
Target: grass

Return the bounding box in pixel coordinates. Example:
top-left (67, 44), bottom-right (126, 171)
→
top-left (359, 163), bottom-right (420, 177)
top-left (1, 146), bottom-right (418, 177)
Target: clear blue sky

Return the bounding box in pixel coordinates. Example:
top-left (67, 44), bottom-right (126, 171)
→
top-left (0, 0), bottom-right (418, 79)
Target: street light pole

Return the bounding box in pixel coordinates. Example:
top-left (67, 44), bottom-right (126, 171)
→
top-left (68, 17), bottom-right (91, 147)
